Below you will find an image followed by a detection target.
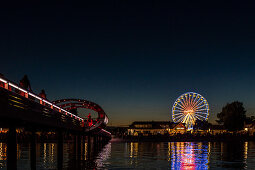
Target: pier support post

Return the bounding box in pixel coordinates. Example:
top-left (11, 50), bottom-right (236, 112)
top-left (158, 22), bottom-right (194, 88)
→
top-left (76, 133), bottom-right (81, 169)
top-left (99, 136), bottom-right (102, 148)
top-left (7, 126), bottom-right (17, 170)
top-left (81, 135), bottom-right (85, 160)
top-left (30, 130), bottom-right (36, 170)
top-left (93, 135), bottom-right (98, 153)
top-left (77, 133), bottom-right (81, 160)
top-left (87, 135), bottom-right (91, 159)
top-left (57, 130), bottom-right (63, 170)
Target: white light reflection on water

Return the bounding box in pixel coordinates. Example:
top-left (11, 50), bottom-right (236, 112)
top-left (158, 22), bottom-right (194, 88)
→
top-left (40, 143), bottom-right (57, 169)
top-left (130, 142), bottom-right (138, 158)
top-left (129, 142), bottom-right (139, 166)
top-left (0, 143), bottom-right (6, 168)
top-left (95, 142), bottom-right (111, 168)
top-left (84, 142), bottom-right (88, 160)
top-left (244, 141), bottom-right (248, 160)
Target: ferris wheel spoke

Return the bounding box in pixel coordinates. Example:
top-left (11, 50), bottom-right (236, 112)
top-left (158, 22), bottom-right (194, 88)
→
top-left (195, 114), bottom-right (208, 121)
top-left (192, 94), bottom-right (200, 105)
top-left (182, 114), bottom-right (189, 124)
top-left (185, 115), bottom-right (191, 124)
top-left (172, 113), bottom-right (183, 117)
top-left (195, 104), bottom-right (208, 110)
top-left (176, 117), bottom-right (185, 123)
top-left (195, 96), bottom-right (202, 106)
top-left (190, 95), bottom-right (194, 109)
top-left (194, 100), bottom-right (206, 110)
top-left (173, 106), bottom-right (185, 111)
top-left (191, 94), bottom-right (199, 109)
top-left (195, 108), bottom-right (207, 114)
top-left (173, 109), bottom-right (184, 112)
top-left (196, 114), bottom-right (208, 120)
top-left (185, 114), bottom-right (192, 124)
top-left (189, 95), bottom-right (192, 108)
top-left (197, 101), bottom-right (207, 109)
top-left (192, 96), bottom-right (200, 110)
top-left (194, 114), bottom-right (203, 121)
top-left (190, 94), bottom-right (196, 108)
top-left (195, 113), bottom-right (208, 118)
top-left (188, 114), bottom-right (195, 125)
top-left (195, 110), bottom-right (209, 114)
top-left (173, 110), bottom-right (185, 114)
top-left (173, 108), bottom-right (183, 112)
top-left (177, 118), bottom-right (184, 125)
top-left (177, 116), bottom-right (185, 122)
top-left (182, 116), bottom-right (188, 124)
top-left (186, 95), bottom-right (191, 106)
top-left (174, 113), bottom-right (184, 118)
top-left (174, 114), bottom-right (185, 120)
top-left (193, 95), bottom-right (202, 108)
top-left (195, 108), bottom-right (208, 111)
top-left (186, 95), bottom-right (190, 107)
top-left (183, 95), bottom-right (189, 108)
top-left (196, 113), bottom-right (209, 119)
top-left (196, 99), bottom-right (205, 107)
top-left (195, 114), bottom-right (207, 120)
top-left (189, 114), bottom-right (196, 124)
top-left (196, 109), bottom-right (208, 114)
top-left (175, 115), bottom-right (185, 122)
top-left (175, 102), bottom-right (186, 110)
top-left (182, 99), bottom-right (188, 110)
top-left (195, 108), bottom-right (209, 112)
top-left (179, 99), bottom-right (187, 110)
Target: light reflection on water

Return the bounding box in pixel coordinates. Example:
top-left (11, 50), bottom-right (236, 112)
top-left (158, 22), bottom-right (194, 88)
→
top-left (95, 142), bottom-right (111, 168)
top-left (39, 143), bottom-right (57, 169)
top-left (0, 143), bottom-right (6, 168)
top-left (105, 141), bottom-right (255, 169)
top-left (0, 141), bottom-right (254, 169)
top-left (169, 142), bottom-right (209, 169)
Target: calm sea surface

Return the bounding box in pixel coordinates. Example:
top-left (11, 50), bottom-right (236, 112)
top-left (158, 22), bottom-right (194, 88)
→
top-left (0, 141), bottom-right (255, 169)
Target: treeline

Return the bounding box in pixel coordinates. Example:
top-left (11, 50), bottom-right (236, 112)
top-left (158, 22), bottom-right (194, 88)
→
top-left (195, 101), bottom-right (254, 131)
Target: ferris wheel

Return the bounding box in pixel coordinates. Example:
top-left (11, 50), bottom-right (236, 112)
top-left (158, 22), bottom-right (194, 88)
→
top-left (172, 92), bottom-right (209, 130)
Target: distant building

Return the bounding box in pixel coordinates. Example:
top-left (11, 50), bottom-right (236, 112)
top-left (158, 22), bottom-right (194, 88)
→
top-left (170, 122), bottom-right (187, 134)
top-left (209, 125), bottom-right (226, 135)
top-left (244, 122), bottom-right (255, 136)
top-left (127, 121), bottom-right (187, 136)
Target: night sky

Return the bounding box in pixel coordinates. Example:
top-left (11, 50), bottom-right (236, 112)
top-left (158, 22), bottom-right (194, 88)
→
top-left (1, 1), bottom-right (255, 126)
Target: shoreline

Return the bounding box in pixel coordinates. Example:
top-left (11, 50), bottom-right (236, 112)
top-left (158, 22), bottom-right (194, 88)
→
top-left (112, 134), bottom-right (255, 142)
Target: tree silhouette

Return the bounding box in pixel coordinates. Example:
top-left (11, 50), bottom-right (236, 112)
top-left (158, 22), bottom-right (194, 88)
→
top-left (216, 101), bottom-right (246, 131)
top-left (245, 116), bottom-right (255, 124)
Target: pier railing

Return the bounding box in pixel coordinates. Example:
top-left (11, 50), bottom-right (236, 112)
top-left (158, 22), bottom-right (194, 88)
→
top-left (0, 77), bottom-right (84, 122)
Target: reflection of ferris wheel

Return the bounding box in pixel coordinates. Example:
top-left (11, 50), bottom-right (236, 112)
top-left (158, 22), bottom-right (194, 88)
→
top-left (172, 92), bottom-right (209, 130)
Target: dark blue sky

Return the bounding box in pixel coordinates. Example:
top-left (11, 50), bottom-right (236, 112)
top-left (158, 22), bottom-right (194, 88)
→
top-left (1, 1), bottom-right (255, 125)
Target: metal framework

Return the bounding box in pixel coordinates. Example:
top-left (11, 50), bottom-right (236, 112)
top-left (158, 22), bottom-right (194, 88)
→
top-left (0, 77), bottom-right (109, 133)
top-left (0, 77), bottom-right (83, 121)
top-left (53, 99), bottom-right (108, 132)
top-left (172, 92), bottom-right (209, 130)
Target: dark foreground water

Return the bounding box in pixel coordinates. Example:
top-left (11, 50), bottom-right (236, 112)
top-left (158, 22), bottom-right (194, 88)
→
top-left (0, 141), bottom-right (254, 169)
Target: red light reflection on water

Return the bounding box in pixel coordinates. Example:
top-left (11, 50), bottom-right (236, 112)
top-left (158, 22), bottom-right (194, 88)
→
top-left (180, 143), bottom-right (195, 170)
top-left (169, 142), bottom-right (209, 170)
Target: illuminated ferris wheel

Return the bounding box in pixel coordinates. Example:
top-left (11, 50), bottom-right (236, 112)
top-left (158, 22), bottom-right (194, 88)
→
top-left (172, 92), bottom-right (209, 130)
